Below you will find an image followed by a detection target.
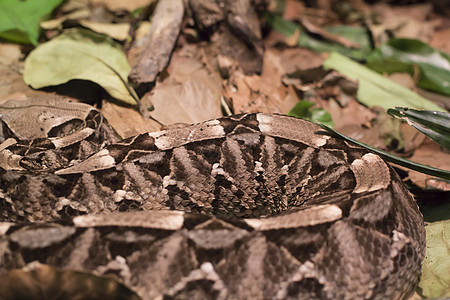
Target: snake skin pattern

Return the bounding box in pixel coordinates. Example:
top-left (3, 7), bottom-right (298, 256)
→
top-left (0, 98), bottom-right (426, 299)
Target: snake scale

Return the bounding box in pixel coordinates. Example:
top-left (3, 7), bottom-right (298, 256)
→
top-left (0, 98), bottom-right (425, 299)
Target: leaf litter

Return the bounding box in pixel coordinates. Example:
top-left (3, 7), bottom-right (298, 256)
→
top-left (0, 0), bottom-right (450, 298)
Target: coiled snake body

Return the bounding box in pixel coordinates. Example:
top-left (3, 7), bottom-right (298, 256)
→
top-left (0, 98), bottom-right (425, 299)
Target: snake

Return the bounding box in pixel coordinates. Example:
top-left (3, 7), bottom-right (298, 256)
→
top-left (0, 97), bottom-right (425, 299)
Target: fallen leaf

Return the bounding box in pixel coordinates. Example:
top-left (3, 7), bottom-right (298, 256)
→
top-left (265, 13), bottom-right (372, 60)
top-left (0, 0), bottom-right (63, 45)
top-left (401, 121), bottom-right (427, 154)
top-left (320, 97), bottom-right (376, 128)
top-left (40, 8), bottom-right (92, 30)
top-left (101, 101), bottom-right (161, 138)
top-left (318, 124), bottom-right (450, 180)
top-left (300, 17), bottom-right (361, 49)
top-left (418, 202), bottom-right (450, 298)
top-left (367, 38), bottom-right (450, 96)
top-left (314, 73), bottom-right (376, 129)
top-left (0, 44), bottom-right (47, 99)
top-left (24, 28), bottom-right (136, 104)
top-left (430, 28), bottom-right (450, 54)
top-left (281, 0), bottom-right (305, 21)
top-left (41, 18), bottom-right (130, 41)
top-left (90, 0), bottom-right (154, 11)
top-left (318, 97), bottom-right (386, 150)
top-left (370, 3), bottom-right (439, 44)
top-left (143, 54), bottom-right (222, 125)
top-left (323, 52), bottom-right (446, 112)
top-left (224, 48), bottom-right (298, 114)
top-left (79, 21), bottom-right (130, 41)
top-left (407, 141), bottom-right (450, 189)
top-left (278, 48), bottom-right (324, 74)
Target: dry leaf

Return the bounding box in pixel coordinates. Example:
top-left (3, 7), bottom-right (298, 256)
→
top-left (278, 48), bottom-right (324, 74)
top-left (430, 28), bottom-right (450, 54)
top-left (224, 48), bottom-right (298, 114)
top-left (90, 0), bottom-right (154, 11)
top-left (79, 21), bottom-right (130, 41)
top-left (144, 54), bottom-right (222, 125)
top-left (407, 141), bottom-right (450, 190)
top-left (0, 44), bottom-right (47, 100)
top-left (101, 101), bottom-right (161, 138)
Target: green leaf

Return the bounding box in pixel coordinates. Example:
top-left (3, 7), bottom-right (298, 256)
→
top-left (0, 0), bottom-right (63, 45)
top-left (264, 12), bottom-right (298, 38)
top-left (264, 13), bottom-right (372, 60)
top-left (367, 38), bottom-right (450, 95)
top-left (317, 122), bottom-right (450, 180)
top-left (299, 26), bottom-right (372, 61)
top-left (323, 52), bottom-right (446, 112)
top-left (388, 107), bottom-right (450, 151)
top-left (288, 101), bottom-right (334, 128)
top-left (24, 28), bottom-right (137, 104)
top-left (418, 202), bottom-right (450, 298)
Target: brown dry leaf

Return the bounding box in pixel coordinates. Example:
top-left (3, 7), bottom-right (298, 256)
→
top-left (315, 74), bottom-right (426, 152)
top-left (142, 53), bottom-right (222, 125)
top-left (281, 0), bottom-right (305, 21)
top-left (307, 73), bottom-right (390, 149)
top-left (101, 101), bottom-right (161, 138)
top-left (430, 28), bottom-right (450, 54)
top-left (264, 30), bottom-right (293, 48)
top-left (370, 3), bottom-right (441, 44)
top-left (373, 2), bottom-right (432, 22)
top-left (224, 48), bottom-right (299, 114)
top-left (320, 98), bottom-right (386, 149)
top-left (278, 48), bottom-right (324, 75)
top-left (315, 75), bottom-right (376, 128)
top-left (0, 44), bottom-right (47, 100)
top-left (337, 123), bottom-right (387, 150)
top-left (401, 121), bottom-right (427, 154)
top-left (407, 141), bottom-right (450, 190)
top-left (0, 43), bottom-right (21, 63)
